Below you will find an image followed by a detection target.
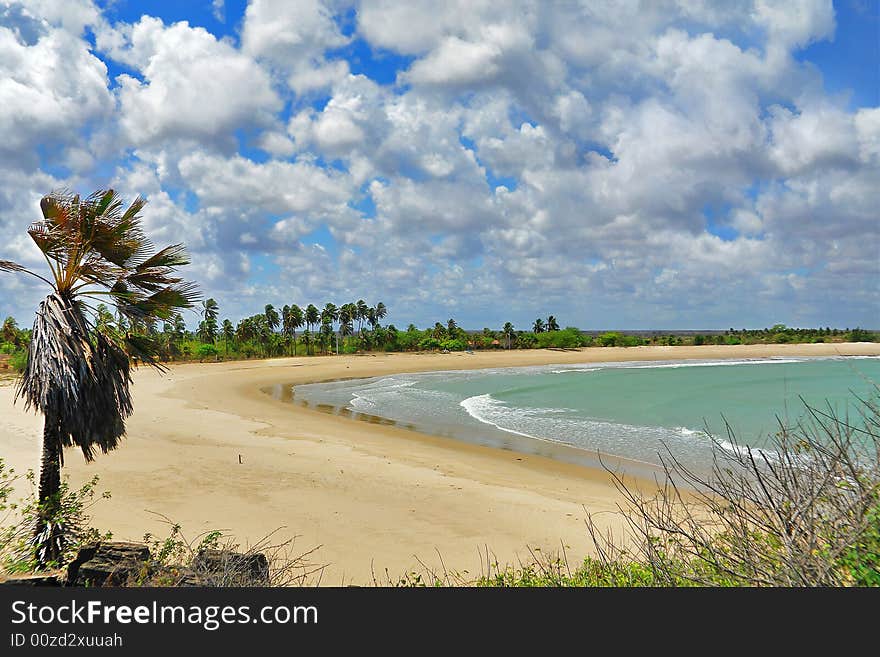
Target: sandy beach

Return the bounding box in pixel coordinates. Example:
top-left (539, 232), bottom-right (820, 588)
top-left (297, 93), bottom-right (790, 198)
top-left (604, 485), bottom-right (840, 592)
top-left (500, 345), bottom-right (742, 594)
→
top-left (1, 342), bottom-right (878, 584)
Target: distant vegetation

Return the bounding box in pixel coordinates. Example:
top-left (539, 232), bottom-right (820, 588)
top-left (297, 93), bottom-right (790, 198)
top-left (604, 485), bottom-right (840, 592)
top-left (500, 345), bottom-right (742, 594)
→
top-left (3, 307), bottom-right (877, 371)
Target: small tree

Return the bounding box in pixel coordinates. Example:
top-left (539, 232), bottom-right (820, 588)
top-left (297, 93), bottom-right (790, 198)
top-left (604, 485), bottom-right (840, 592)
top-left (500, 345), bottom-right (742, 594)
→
top-left (502, 322), bottom-right (515, 349)
top-left (222, 319), bottom-right (234, 356)
top-left (1, 189), bottom-right (198, 567)
top-left (200, 298), bottom-right (219, 343)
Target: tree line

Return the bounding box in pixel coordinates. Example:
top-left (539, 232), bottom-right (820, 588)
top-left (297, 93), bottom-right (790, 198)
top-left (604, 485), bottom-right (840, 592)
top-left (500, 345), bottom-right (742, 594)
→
top-left (4, 310), bottom-right (878, 368)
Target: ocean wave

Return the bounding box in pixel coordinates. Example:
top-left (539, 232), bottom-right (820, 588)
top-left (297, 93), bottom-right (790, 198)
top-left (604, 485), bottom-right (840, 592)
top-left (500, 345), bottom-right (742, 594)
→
top-left (716, 439), bottom-right (781, 464)
top-left (622, 358), bottom-right (803, 370)
top-left (459, 394), bottom-right (540, 439)
top-left (349, 394), bottom-right (376, 411)
top-left (551, 367), bottom-right (600, 374)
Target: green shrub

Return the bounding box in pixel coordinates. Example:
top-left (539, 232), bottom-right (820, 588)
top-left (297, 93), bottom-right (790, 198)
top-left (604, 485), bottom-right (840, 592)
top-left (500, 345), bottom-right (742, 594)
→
top-left (196, 343), bottom-right (219, 359)
top-left (1, 460), bottom-right (111, 573)
top-left (0, 342), bottom-right (14, 354)
top-left (836, 499), bottom-right (880, 586)
top-left (848, 328), bottom-right (875, 342)
top-left (418, 337), bottom-right (441, 351)
top-left (477, 555), bottom-right (682, 587)
top-left (9, 350), bottom-right (27, 371)
top-left (533, 327), bottom-right (581, 349)
top-left (440, 338), bottom-right (467, 351)
top-left (598, 332), bottom-right (621, 347)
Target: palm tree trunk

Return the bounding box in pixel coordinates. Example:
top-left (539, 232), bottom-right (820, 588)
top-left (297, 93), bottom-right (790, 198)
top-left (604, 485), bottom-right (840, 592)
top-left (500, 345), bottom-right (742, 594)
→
top-left (35, 411), bottom-right (63, 567)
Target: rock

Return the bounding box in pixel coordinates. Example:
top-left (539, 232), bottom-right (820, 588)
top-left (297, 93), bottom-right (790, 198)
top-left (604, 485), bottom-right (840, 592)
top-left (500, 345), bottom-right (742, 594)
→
top-left (192, 549), bottom-right (270, 585)
top-left (67, 542), bottom-right (151, 587)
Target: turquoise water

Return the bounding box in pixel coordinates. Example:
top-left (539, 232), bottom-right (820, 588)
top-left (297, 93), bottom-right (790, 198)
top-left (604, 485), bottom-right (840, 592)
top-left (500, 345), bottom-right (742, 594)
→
top-left (291, 357), bottom-right (880, 474)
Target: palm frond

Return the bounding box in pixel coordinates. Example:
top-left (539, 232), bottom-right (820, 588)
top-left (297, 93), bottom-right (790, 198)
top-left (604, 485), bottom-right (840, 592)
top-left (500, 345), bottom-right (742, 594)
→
top-left (118, 283), bottom-right (200, 321)
top-left (27, 222), bottom-right (67, 259)
top-left (125, 271), bottom-right (184, 293)
top-left (89, 189), bottom-right (124, 220)
top-left (136, 243), bottom-right (190, 270)
top-left (0, 259), bottom-right (27, 273)
top-left (16, 294), bottom-right (131, 461)
top-left (123, 333), bottom-right (166, 371)
top-left (0, 259), bottom-right (56, 287)
top-left (119, 195), bottom-right (147, 226)
top-left (87, 192), bottom-right (151, 267)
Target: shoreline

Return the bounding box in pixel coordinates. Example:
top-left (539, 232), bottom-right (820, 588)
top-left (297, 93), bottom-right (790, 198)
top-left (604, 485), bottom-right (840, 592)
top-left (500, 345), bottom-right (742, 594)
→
top-left (2, 342), bottom-right (878, 584)
top-left (272, 347), bottom-right (879, 479)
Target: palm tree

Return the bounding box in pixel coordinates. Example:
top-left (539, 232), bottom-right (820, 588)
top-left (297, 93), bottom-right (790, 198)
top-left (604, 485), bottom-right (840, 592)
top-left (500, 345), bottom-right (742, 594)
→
top-left (375, 302), bottom-right (387, 324)
top-left (222, 319), bottom-right (234, 356)
top-left (321, 303), bottom-right (338, 329)
top-left (502, 322), bottom-right (515, 349)
top-left (2, 316), bottom-right (18, 344)
top-left (173, 313), bottom-right (186, 350)
top-left (0, 189), bottom-right (197, 566)
top-left (533, 318), bottom-right (545, 333)
top-left (338, 303), bottom-right (354, 351)
top-left (202, 298), bottom-right (218, 322)
top-left (262, 305), bottom-right (279, 356)
top-left (319, 320), bottom-right (334, 355)
top-left (304, 304), bottom-right (319, 354)
top-left (289, 304), bottom-right (303, 355)
top-left (356, 299), bottom-right (368, 332)
top-left (547, 315), bottom-right (559, 332)
top-left (301, 328), bottom-right (312, 356)
top-left (264, 304), bottom-right (280, 333)
top-left (201, 298), bottom-right (218, 343)
top-left (321, 303), bottom-right (338, 353)
top-left (235, 317), bottom-right (251, 344)
top-left (447, 318), bottom-right (458, 337)
top-left (253, 314), bottom-right (271, 356)
top-left (385, 324), bottom-right (398, 349)
top-left (94, 304), bottom-right (116, 335)
top-left (281, 305), bottom-right (292, 354)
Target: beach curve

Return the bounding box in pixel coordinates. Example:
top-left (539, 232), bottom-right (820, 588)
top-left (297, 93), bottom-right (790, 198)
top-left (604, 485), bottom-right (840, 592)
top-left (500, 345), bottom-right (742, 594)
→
top-left (2, 341), bottom-right (878, 584)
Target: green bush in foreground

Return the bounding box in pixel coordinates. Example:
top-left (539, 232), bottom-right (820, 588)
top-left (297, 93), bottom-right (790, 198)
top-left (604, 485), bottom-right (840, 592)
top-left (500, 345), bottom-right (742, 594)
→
top-left (0, 460), bottom-right (111, 573)
top-left (477, 555), bottom-right (678, 587)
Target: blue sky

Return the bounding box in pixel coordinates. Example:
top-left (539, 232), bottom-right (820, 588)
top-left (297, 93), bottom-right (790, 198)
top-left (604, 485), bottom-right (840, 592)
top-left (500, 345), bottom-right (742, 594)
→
top-left (0, 0), bottom-right (878, 330)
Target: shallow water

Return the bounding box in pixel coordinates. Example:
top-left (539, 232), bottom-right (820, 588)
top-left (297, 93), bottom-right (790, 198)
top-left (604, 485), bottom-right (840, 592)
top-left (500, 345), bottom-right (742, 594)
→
top-left (286, 356), bottom-right (880, 475)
